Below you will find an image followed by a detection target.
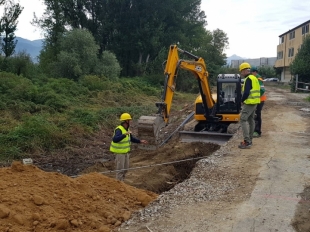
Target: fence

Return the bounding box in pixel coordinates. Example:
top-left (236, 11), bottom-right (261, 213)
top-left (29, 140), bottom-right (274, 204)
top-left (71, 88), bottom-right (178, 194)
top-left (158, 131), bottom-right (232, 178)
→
top-left (295, 75), bottom-right (310, 92)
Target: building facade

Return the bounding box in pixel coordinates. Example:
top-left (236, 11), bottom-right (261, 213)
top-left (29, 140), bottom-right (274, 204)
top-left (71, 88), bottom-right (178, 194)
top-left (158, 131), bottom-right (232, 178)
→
top-left (231, 57), bottom-right (277, 70)
top-left (274, 20), bottom-right (310, 82)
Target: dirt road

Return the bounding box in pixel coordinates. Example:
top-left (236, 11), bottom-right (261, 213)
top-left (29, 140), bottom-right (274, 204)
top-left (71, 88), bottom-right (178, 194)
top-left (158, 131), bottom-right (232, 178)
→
top-left (120, 86), bottom-right (310, 232)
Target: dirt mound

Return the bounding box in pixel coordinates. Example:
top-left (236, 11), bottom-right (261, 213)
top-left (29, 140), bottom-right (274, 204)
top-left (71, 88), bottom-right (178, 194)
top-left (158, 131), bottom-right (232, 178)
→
top-left (0, 161), bottom-right (157, 232)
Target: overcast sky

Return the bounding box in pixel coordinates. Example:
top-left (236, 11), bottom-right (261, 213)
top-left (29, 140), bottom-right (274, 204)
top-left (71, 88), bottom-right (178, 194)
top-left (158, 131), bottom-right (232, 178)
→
top-left (12, 0), bottom-right (310, 59)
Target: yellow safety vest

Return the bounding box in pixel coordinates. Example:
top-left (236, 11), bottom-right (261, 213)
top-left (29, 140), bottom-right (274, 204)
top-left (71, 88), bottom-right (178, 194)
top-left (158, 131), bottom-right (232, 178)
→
top-left (110, 125), bottom-right (131, 154)
top-left (242, 74), bottom-right (261, 104)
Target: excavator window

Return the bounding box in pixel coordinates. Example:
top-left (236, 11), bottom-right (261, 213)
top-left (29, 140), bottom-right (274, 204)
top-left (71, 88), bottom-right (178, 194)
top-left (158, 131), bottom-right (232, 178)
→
top-left (217, 74), bottom-right (241, 114)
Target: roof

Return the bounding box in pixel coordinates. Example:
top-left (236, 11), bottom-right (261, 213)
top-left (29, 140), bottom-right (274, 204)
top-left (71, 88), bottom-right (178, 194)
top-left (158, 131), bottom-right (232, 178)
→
top-left (279, 19), bottom-right (310, 37)
top-left (217, 74), bottom-right (240, 78)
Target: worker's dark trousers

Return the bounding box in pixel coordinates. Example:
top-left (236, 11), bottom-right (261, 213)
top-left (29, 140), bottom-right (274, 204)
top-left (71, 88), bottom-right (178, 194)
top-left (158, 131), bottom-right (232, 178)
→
top-left (254, 101), bottom-right (265, 135)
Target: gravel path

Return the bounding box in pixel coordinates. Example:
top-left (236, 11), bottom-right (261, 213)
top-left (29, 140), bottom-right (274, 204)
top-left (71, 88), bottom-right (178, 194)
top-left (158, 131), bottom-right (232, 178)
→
top-left (118, 86), bottom-right (310, 232)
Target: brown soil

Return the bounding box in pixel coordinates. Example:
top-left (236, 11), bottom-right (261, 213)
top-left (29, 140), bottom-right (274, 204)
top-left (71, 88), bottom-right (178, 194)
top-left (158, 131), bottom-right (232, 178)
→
top-left (0, 161), bottom-right (157, 232)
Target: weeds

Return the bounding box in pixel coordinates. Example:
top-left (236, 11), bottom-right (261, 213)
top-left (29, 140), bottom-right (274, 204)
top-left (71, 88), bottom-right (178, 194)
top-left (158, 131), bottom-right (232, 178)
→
top-left (0, 72), bottom-right (176, 161)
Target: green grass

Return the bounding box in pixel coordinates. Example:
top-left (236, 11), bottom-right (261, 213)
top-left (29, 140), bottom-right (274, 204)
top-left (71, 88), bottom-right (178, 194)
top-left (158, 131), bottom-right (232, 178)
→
top-left (0, 72), bottom-right (196, 162)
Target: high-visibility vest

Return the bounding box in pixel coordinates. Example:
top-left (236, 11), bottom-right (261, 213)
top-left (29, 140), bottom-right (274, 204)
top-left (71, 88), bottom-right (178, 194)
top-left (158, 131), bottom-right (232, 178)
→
top-left (242, 74), bottom-right (261, 104)
top-left (257, 77), bottom-right (267, 101)
top-left (110, 125), bottom-right (131, 154)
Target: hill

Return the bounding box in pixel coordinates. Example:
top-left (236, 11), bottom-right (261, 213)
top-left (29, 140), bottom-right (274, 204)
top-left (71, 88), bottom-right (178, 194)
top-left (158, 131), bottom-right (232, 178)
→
top-left (13, 38), bottom-right (244, 66)
top-left (14, 37), bottom-right (44, 62)
top-left (226, 54), bottom-right (246, 66)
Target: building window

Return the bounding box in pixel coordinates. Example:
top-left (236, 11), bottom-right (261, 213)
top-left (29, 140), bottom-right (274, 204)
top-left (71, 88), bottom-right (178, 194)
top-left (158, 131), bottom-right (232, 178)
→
top-left (279, 36), bottom-right (284, 44)
top-left (288, 48), bottom-right (294, 57)
top-left (277, 51), bottom-right (283, 59)
top-left (289, 31), bottom-right (295, 40)
top-left (302, 24), bottom-right (309, 35)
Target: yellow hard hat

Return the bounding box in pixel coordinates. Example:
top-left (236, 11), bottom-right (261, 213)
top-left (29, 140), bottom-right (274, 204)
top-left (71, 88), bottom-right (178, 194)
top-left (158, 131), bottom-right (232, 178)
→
top-left (239, 62), bottom-right (251, 71)
top-left (120, 113), bottom-right (132, 121)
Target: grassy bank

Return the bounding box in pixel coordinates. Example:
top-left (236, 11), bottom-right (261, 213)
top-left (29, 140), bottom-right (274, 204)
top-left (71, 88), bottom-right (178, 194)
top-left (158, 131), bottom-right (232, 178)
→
top-left (0, 72), bottom-right (196, 161)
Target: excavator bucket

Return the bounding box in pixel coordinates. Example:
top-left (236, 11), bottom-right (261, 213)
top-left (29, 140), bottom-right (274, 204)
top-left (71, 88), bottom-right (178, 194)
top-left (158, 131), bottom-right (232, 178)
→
top-left (137, 115), bottom-right (166, 150)
top-left (178, 130), bottom-right (233, 145)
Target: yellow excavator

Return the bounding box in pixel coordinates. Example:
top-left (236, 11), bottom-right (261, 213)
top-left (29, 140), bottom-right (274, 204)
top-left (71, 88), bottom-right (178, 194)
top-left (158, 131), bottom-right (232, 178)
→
top-left (138, 45), bottom-right (242, 148)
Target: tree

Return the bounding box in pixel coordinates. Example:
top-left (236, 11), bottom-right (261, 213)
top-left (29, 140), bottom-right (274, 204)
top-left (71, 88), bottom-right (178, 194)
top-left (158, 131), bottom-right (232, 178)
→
top-left (0, 0), bottom-right (23, 57)
top-left (51, 28), bottom-right (99, 80)
top-left (95, 51), bottom-right (121, 81)
top-left (34, 0), bottom-right (210, 77)
top-left (290, 35), bottom-right (310, 82)
top-left (193, 28), bottom-right (229, 84)
top-left (32, 0), bottom-right (67, 73)
top-left (257, 66), bottom-right (277, 79)
top-left (50, 28), bottom-right (121, 80)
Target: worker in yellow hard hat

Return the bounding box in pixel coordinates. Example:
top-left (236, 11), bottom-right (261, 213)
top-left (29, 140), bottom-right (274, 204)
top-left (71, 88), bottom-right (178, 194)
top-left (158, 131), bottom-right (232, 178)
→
top-left (238, 63), bottom-right (260, 149)
top-left (110, 113), bottom-right (148, 181)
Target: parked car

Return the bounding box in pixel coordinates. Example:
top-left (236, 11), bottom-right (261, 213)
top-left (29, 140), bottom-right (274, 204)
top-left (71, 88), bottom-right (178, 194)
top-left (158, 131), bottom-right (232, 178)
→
top-left (264, 78), bottom-right (279, 82)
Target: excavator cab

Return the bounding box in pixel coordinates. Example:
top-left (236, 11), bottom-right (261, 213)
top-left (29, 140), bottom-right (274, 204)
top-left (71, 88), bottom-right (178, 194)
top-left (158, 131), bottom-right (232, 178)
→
top-left (216, 74), bottom-right (242, 114)
top-left (194, 74), bottom-right (241, 133)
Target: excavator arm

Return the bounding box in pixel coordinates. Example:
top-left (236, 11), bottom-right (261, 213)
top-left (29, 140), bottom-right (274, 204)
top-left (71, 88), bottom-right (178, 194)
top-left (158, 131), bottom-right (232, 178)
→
top-left (138, 45), bottom-right (218, 149)
top-left (156, 45), bottom-right (217, 124)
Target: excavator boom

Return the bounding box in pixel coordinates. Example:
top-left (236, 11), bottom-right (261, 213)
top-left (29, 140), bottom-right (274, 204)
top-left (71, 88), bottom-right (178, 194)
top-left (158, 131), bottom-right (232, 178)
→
top-left (156, 45), bottom-right (216, 123)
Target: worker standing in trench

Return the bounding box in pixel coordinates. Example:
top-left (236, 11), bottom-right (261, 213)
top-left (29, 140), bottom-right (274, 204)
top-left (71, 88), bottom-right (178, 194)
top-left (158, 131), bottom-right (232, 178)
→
top-left (110, 113), bottom-right (148, 181)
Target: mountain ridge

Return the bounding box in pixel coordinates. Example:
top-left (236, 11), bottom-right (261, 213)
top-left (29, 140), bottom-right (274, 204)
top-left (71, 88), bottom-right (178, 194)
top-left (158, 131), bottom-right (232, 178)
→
top-left (14, 37), bottom-right (44, 62)
top-left (13, 37), bottom-right (246, 65)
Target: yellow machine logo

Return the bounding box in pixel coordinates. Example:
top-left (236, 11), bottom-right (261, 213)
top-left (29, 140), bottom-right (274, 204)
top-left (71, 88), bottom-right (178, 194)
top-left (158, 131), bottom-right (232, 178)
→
top-left (195, 65), bottom-right (202, 72)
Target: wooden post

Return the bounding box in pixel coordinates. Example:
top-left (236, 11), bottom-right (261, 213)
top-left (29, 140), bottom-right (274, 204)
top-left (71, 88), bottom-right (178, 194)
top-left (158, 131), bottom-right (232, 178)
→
top-left (295, 74), bottom-right (298, 92)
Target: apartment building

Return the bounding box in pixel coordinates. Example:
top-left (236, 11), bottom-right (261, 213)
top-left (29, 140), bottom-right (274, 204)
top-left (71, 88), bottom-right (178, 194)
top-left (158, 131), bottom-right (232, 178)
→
top-left (274, 19), bottom-right (310, 82)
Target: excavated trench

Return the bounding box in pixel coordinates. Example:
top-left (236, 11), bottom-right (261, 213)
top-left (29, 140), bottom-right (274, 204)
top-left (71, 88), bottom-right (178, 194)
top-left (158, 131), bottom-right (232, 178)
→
top-left (33, 140), bottom-right (220, 196)
top-left (147, 153), bottom-right (205, 194)
top-left (122, 141), bottom-right (221, 194)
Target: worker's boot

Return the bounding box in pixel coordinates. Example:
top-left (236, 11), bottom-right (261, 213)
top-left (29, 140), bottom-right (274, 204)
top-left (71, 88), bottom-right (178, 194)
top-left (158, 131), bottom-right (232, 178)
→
top-left (238, 140), bottom-right (252, 149)
top-left (253, 132), bottom-right (261, 138)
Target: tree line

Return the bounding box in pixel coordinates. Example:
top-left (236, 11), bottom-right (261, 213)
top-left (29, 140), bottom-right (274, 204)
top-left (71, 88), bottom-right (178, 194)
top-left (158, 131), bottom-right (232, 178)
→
top-left (1, 0), bottom-right (310, 89)
top-left (30, 0), bottom-right (229, 80)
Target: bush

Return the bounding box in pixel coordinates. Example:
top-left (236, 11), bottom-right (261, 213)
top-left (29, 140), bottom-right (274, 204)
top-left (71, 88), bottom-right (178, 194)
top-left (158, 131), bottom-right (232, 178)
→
top-left (69, 109), bottom-right (99, 130)
top-left (0, 115), bottom-right (67, 157)
top-left (95, 51), bottom-right (121, 80)
top-left (0, 52), bottom-right (37, 78)
top-left (79, 75), bottom-right (107, 91)
top-left (40, 78), bottom-right (89, 96)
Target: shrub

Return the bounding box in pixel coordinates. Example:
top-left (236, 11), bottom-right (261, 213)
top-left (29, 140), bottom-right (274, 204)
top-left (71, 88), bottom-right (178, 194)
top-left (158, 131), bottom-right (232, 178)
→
top-left (79, 75), bottom-right (107, 91)
top-left (69, 109), bottom-right (98, 127)
top-left (0, 115), bottom-right (67, 157)
top-left (0, 52), bottom-right (36, 78)
top-left (95, 51), bottom-right (121, 80)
